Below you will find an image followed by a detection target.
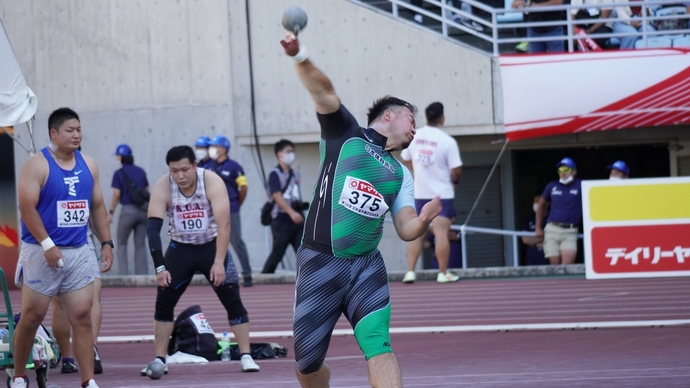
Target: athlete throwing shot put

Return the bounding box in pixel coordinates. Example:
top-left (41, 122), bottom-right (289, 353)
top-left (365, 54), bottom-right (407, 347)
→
top-left (142, 146), bottom-right (259, 377)
top-left (281, 30), bottom-right (442, 387)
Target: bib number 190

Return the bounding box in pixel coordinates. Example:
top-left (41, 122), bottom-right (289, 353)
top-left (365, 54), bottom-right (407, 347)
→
top-left (182, 219), bottom-right (203, 230)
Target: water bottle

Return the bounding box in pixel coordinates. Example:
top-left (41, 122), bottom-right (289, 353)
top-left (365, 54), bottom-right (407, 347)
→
top-left (0, 328), bottom-right (8, 343)
top-left (220, 332), bottom-right (231, 361)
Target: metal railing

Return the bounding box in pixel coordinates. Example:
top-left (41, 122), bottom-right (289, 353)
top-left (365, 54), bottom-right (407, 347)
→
top-left (353, 0), bottom-right (690, 55)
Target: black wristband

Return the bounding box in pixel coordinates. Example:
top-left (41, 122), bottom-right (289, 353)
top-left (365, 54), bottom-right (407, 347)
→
top-left (101, 240), bottom-right (114, 249)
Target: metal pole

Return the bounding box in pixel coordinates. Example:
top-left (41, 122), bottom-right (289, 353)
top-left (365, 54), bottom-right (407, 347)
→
top-left (28, 117), bottom-right (36, 154)
top-left (442, 0), bottom-right (449, 37)
top-left (1, 126), bottom-right (31, 153)
top-left (492, 12), bottom-right (499, 56)
top-left (512, 235), bottom-right (519, 267)
top-left (464, 139), bottom-right (509, 225)
top-left (566, 11), bottom-right (574, 53)
top-left (460, 224), bottom-right (468, 269)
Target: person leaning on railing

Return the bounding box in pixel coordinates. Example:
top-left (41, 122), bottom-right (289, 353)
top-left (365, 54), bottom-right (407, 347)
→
top-left (571, 0), bottom-right (613, 48)
top-left (511, 0), bottom-right (566, 53)
top-left (611, 0), bottom-right (656, 49)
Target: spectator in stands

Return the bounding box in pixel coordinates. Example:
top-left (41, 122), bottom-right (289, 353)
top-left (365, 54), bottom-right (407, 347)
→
top-left (571, 0), bottom-right (613, 48)
top-left (512, 0), bottom-right (565, 53)
top-left (450, 0), bottom-right (485, 31)
top-left (607, 160), bottom-right (630, 179)
top-left (611, 0), bottom-right (656, 49)
top-left (410, 0), bottom-right (484, 31)
top-left (535, 157), bottom-right (582, 265)
top-left (410, 0), bottom-right (425, 24)
top-left (520, 193), bottom-right (548, 266)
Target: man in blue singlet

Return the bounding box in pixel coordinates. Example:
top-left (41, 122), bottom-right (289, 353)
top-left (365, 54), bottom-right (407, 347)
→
top-left (12, 107), bottom-right (114, 388)
top-left (281, 34), bottom-right (442, 388)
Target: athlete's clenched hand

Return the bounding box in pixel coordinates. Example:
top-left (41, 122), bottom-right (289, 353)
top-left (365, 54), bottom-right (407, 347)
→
top-left (157, 270), bottom-right (171, 288)
top-left (419, 195), bottom-right (442, 223)
top-left (44, 246), bottom-right (64, 268)
top-left (209, 261), bottom-right (226, 287)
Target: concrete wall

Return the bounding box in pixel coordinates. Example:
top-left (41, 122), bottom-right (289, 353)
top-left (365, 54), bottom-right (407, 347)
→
top-left (2, 0), bottom-right (497, 273)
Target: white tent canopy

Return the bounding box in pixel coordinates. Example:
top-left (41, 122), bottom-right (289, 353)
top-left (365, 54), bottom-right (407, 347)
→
top-left (0, 18), bottom-right (37, 151)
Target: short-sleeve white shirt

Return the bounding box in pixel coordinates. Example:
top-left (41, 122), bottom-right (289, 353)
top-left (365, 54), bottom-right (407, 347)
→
top-left (400, 125), bottom-right (462, 199)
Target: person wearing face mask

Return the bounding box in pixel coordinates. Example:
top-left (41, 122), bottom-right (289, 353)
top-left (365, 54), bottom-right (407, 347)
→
top-left (535, 157), bottom-right (582, 265)
top-left (207, 135), bottom-right (253, 287)
top-left (607, 160), bottom-right (629, 180)
top-left (194, 135), bottom-right (215, 170)
top-left (520, 193), bottom-right (549, 266)
top-left (261, 139), bottom-right (306, 274)
top-left (108, 143), bottom-right (150, 275)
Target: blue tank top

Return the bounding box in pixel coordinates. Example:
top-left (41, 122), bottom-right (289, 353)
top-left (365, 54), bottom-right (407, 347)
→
top-left (21, 147), bottom-right (94, 246)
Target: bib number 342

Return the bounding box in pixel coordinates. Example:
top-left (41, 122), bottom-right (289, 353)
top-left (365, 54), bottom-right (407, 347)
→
top-left (56, 200), bottom-right (90, 228)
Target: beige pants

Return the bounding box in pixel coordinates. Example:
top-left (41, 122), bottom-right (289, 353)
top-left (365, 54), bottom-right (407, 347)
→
top-left (543, 223), bottom-right (577, 258)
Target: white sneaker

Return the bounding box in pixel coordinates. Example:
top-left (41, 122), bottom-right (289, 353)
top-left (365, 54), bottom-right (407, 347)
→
top-left (83, 379), bottom-right (100, 388)
top-left (402, 271), bottom-right (416, 284)
top-left (140, 358), bottom-right (169, 376)
top-left (463, 20), bottom-right (484, 32)
top-left (437, 272), bottom-right (460, 283)
top-left (10, 377), bottom-right (27, 388)
top-left (413, 14), bottom-right (423, 24)
top-left (241, 354), bottom-right (260, 372)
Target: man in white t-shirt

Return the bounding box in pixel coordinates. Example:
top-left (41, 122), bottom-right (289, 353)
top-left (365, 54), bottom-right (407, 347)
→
top-left (400, 102), bottom-right (463, 284)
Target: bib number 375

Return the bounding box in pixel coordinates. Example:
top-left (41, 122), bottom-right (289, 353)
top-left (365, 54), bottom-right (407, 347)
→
top-left (339, 176), bottom-right (389, 219)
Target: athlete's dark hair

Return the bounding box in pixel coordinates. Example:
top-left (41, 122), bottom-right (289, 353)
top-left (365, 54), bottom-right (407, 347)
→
top-left (425, 102), bottom-right (444, 126)
top-left (166, 145), bottom-right (196, 165)
top-left (48, 107), bottom-right (80, 135)
top-left (274, 139), bottom-right (295, 155)
top-left (121, 155), bottom-right (134, 165)
top-left (366, 96), bottom-right (417, 126)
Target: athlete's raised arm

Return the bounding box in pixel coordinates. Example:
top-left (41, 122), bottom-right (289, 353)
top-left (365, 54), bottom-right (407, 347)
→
top-left (281, 34), bottom-right (339, 115)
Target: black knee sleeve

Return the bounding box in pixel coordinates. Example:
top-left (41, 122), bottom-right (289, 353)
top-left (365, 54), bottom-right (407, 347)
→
top-left (154, 286), bottom-right (183, 322)
top-left (214, 282), bottom-right (248, 324)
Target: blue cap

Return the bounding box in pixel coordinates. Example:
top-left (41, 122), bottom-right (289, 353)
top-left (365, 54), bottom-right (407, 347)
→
top-left (556, 157), bottom-right (577, 170)
top-left (114, 144), bottom-right (132, 156)
top-left (195, 136), bottom-right (210, 148)
top-left (607, 160), bottom-right (629, 175)
top-left (208, 135), bottom-right (230, 150)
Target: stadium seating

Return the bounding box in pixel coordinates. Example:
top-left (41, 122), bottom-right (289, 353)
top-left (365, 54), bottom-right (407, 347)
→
top-left (672, 35), bottom-right (690, 47)
top-left (634, 36), bottom-right (673, 49)
top-left (497, 0), bottom-right (523, 23)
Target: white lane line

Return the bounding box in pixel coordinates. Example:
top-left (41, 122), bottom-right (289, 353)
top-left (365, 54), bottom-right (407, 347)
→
top-left (577, 292), bottom-right (629, 301)
top-left (97, 319), bottom-right (690, 343)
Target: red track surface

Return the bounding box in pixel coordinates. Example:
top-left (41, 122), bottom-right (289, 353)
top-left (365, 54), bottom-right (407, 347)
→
top-left (3, 276), bottom-right (690, 387)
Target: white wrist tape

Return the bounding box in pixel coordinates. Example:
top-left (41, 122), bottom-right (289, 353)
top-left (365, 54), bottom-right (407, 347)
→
top-left (293, 45), bottom-right (309, 63)
top-left (41, 237), bottom-right (55, 251)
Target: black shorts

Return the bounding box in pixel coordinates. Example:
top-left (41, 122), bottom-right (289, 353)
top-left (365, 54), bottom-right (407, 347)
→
top-left (154, 239), bottom-right (247, 323)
